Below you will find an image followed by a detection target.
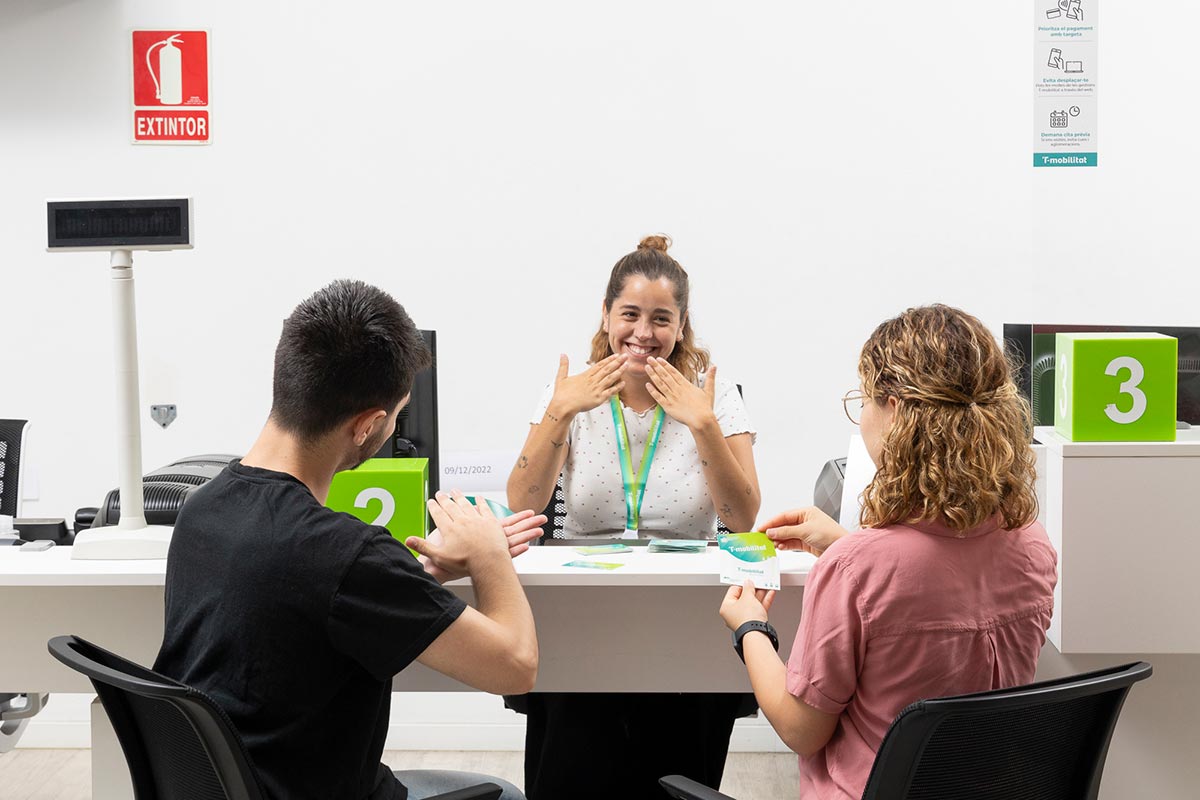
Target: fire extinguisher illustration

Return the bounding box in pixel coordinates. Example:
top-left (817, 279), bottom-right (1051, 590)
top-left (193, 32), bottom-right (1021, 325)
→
top-left (147, 34), bottom-right (184, 105)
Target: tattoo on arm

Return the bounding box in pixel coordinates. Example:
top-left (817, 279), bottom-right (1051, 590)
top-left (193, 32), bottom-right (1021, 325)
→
top-left (701, 459), bottom-right (709, 467)
top-left (721, 503), bottom-right (733, 518)
top-left (518, 455), bottom-right (528, 469)
top-left (529, 485), bottom-right (541, 495)
top-left (550, 438), bottom-right (564, 449)
top-left (546, 412), bottom-right (560, 423)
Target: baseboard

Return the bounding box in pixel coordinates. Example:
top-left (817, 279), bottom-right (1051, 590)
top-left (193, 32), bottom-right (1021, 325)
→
top-left (13, 720), bottom-right (92, 749)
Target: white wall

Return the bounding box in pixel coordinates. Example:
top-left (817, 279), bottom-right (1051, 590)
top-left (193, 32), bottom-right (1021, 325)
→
top-left (3, 0), bottom-right (1198, 750)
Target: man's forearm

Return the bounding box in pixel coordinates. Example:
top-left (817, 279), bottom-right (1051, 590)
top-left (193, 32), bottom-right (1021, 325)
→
top-left (469, 557), bottom-right (538, 666)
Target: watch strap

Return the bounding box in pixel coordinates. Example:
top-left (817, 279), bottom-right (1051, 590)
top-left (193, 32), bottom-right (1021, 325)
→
top-left (733, 620), bottom-right (779, 663)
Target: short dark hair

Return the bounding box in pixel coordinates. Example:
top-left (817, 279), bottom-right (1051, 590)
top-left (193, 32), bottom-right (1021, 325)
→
top-left (270, 280), bottom-right (432, 438)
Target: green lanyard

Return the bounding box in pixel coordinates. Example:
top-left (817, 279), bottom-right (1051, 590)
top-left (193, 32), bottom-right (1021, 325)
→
top-left (609, 396), bottom-right (666, 537)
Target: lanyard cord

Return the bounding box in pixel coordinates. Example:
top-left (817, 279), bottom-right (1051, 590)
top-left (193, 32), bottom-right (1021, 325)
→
top-left (609, 396), bottom-right (666, 532)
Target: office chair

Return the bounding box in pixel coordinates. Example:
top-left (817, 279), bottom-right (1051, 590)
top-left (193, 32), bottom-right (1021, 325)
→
top-left (0, 418), bottom-right (30, 517)
top-left (660, 661), bottom-right (1152, 800)
top-left (48, 635), bottom-right (504, 800)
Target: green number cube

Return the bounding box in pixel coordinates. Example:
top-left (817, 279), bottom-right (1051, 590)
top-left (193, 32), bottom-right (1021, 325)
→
top-left (326, 458), bottom-right (429, 549)
top-left (1053, 332), bottom-right (1177, 442)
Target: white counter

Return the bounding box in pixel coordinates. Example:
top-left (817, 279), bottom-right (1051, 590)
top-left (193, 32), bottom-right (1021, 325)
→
top-left (0, 545), bottom-right (814, 694)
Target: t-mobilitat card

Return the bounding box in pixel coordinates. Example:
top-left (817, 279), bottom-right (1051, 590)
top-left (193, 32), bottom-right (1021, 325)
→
top-left (717, 532), bottom-right (781, 591)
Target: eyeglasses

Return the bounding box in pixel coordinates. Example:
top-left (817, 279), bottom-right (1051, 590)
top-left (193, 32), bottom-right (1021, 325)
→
top-left (842, 390), bottom-right (867, 425)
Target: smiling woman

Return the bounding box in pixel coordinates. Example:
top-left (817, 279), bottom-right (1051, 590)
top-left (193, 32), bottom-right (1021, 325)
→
top-left (504, 234), bottom-right (762, 799)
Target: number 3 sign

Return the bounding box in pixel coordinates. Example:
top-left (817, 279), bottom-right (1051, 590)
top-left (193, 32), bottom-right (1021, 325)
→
top-left (1054, 332), bottom-right (1178, 442)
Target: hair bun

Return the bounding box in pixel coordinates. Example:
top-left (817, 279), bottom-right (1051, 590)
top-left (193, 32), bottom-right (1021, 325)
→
top-left (637, 234), bottom-right (672, 253)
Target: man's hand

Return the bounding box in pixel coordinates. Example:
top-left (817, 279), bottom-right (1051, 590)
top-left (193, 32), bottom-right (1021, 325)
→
top-left (416, 506), bottom-right (546, 584)
top-left (719, 580), bottom-right (776, 632)
top-left (407, 491), bottom-right (510, 582)
top-left (761, 506), bottom-right (849, 557)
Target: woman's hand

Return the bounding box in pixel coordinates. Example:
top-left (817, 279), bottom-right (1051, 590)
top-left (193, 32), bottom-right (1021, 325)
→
top-left (761, 507), bottom-right (849, 557)
top-left (644, 359), bottom-right (718, 431)
top-left (548, 353), bottom-right (627, 418)
top-left (720, 580), bottom-right (776, 631)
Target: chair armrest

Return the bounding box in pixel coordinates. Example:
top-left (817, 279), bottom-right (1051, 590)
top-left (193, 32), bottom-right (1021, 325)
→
top-left (425, 783), bottom-right (502, 800)
top-left (659, 774), bottom-right (736, 800)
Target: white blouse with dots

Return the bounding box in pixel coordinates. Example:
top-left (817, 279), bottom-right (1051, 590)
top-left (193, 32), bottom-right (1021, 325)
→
top-left (529, 374), bottom-right (756, 539)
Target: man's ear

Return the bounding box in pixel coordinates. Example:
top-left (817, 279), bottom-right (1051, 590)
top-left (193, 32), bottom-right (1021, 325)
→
top-left (351, 408), bottom-right (388, 447)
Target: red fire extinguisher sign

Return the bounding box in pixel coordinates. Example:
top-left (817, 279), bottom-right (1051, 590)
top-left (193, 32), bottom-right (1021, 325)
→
top-left (131, 30), bottom-right (210, 144)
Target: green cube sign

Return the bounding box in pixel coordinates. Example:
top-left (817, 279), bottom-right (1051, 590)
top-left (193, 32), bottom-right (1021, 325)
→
top-left (326, 458), bottom-right (429, 550)
top-left (1054, 332), bottom-right (1177, 442)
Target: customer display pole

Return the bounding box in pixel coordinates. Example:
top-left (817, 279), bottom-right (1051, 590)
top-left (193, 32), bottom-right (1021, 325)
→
top-left (46, 198), bottom-right (193, 560)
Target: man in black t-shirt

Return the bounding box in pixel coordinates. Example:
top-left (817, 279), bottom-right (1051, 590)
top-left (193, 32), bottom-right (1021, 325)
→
top-left (155, 281), bottom-right (541, 800)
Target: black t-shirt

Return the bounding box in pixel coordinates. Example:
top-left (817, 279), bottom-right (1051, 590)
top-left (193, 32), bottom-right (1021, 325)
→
top-left (154, 461), bottom-right (466, 800)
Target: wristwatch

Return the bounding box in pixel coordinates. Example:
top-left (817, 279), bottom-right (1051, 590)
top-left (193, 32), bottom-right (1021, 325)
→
top-left (733, 620), bottom-right (779, 663)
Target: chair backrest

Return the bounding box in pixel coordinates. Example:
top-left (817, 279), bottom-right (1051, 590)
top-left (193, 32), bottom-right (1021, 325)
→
top-left (47, 635), bottom-right (265, 800)
top-left (861, 661), bottom-right (1152, 800)
top-left (0, 419), bottom-right (30, 517)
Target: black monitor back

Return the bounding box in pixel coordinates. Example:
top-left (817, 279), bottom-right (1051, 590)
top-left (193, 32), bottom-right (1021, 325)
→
top-left (376, 329), bottom-right (440, 497)
top-left (1004, 322), bottom-right (1200, 427)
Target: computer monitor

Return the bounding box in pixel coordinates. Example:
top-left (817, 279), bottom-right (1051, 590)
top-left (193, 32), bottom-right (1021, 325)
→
top-left (1003, 323), bottom-right (1200, 427)
top-left (376, 329), bottom-right (440, 497)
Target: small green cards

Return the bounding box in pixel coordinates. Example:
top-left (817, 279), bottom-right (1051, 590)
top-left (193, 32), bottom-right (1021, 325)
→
top-left (562, 560), bottom-right (626, 570)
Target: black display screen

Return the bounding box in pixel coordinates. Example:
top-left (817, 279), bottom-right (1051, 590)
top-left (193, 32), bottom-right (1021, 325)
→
top-left (47, 199), bottom-right (190, 249)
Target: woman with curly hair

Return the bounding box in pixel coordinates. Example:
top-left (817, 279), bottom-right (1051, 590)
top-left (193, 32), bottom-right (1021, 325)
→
top-left (719, 304), bottom-right (1057, 800)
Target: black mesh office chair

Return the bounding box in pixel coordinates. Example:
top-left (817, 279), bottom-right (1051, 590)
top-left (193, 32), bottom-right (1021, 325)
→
top-left (660, 661), bottom-right (1152, 800)
top-left (48, 636), bottom-right (503, 800)
top-left (0, 418), bottom-right (30, 517)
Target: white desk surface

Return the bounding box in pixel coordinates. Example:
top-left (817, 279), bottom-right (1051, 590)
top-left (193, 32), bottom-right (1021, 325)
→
top-left (0, 544), bottom-right (815, 588)
top-left (1034, 425), bottom-right (1200, 457)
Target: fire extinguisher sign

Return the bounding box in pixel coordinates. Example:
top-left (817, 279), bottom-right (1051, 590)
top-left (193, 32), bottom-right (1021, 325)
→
top-left (131, 30), bottom-right (210, 144)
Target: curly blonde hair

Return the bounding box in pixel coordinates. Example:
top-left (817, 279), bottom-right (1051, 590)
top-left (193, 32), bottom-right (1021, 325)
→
top-left (589, 234), bottom-right (710, 382)
top-left (858, 304), bottom-right (1038, 532)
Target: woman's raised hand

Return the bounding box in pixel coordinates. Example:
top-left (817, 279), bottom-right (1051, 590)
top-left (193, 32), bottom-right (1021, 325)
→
top-left (761, 506), bottom-right (849, 557)
top-left (549, 353), bottom-right (628, 417)
top-left (645, 360), bottom-right (718, 431)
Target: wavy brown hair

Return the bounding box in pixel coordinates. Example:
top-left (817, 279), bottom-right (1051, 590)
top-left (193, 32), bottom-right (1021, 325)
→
top-left (858, 304), bottom-right (1038, 532)
top-left (589, 234), bottom-right (710, 382)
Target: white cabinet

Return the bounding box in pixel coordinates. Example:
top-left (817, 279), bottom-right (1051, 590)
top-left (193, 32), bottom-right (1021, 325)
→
top-left (1037, 426), bottom-right (1200, 653)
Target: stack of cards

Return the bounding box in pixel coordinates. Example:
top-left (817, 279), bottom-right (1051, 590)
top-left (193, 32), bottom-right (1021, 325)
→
top-left (647, 539), bottom-right (709, 553)
top-left (717, 532), bottom-right (781, 590)
top-left (464, 496), bottom-right (513, 517)
top-left (563, 542), bottom-right (631, 569)
top-left (574, 543), bottom-right (633, 555)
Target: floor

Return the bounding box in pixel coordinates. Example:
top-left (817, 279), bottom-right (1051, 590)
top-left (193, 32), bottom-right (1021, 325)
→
top-left (0, 749), bottom-right (799, 798)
